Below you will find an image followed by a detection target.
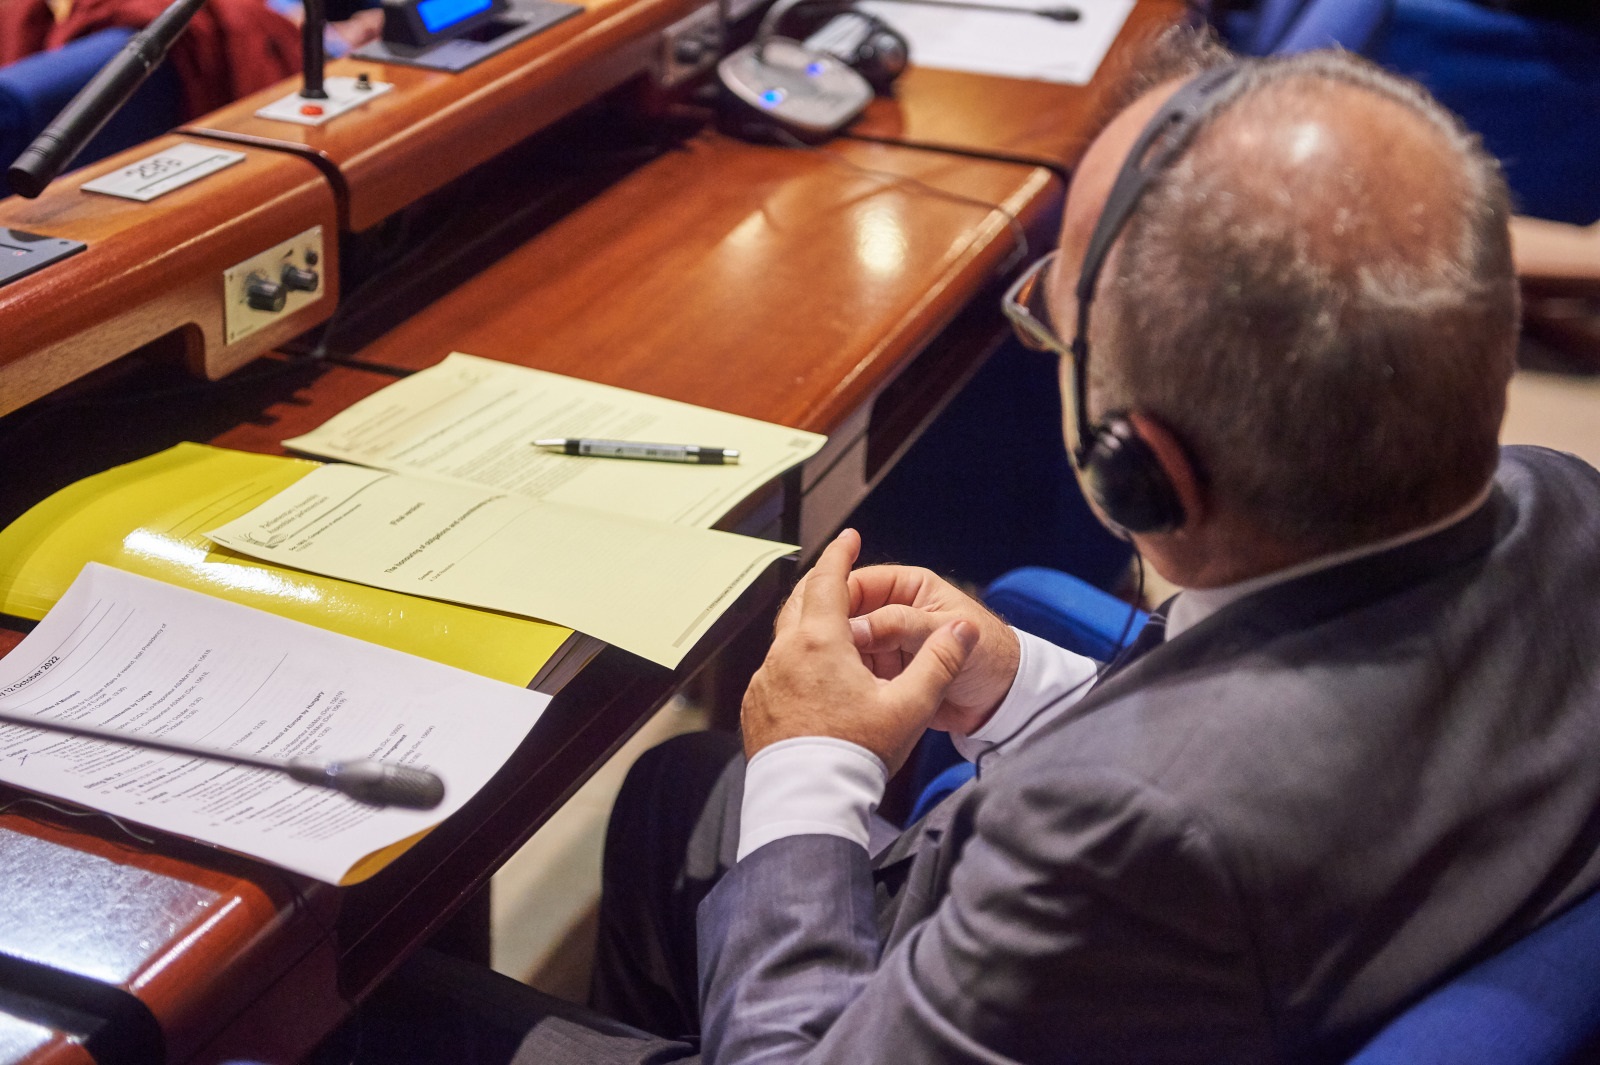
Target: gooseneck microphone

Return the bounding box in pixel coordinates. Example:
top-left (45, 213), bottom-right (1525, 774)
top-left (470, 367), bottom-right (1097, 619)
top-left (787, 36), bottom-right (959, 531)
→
top-left (0, 708), bottom-right (446, 810)
top-left (7, 0), bottom-right (209, 199)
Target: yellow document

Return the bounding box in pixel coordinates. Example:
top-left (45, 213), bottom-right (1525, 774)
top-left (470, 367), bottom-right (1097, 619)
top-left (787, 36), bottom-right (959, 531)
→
top-left (281, 352), bottom-right (828, 528)
top-left (206, 464), bottom-right (796, 669)
top-left (0, 444), bottom-right (572, 688)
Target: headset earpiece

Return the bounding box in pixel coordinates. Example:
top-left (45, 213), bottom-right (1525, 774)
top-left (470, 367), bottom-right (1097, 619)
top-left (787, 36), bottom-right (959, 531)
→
top-left (1068, 62), bottom-right (1246, 537)
top-left (1079, 415), bottom-right (1185, 534)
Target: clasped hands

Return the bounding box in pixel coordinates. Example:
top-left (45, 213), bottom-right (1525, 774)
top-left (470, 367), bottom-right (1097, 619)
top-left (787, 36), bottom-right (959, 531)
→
top-left (741, 529), bottom-right (1022, 774)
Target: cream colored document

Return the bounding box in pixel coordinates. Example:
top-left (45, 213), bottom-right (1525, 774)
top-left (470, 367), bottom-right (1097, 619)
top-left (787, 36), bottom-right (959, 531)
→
top-left (282, 353), bottom-right (828, 528)
top-left (206, 464), bottom-right (796, 669)
top-left (0, 564), bottom-right (551, 885)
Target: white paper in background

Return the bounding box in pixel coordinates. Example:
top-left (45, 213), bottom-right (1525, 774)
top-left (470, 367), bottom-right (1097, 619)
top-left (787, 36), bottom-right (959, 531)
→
top-left (858, 0), bottom-right (1135, 84)
top-left (0, 564), bottom-right (551, 884)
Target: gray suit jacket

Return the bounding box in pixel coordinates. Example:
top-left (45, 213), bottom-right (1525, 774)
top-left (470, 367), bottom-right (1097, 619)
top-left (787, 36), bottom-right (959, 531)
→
top-left (698, 445), bottom-right (1600, 1064)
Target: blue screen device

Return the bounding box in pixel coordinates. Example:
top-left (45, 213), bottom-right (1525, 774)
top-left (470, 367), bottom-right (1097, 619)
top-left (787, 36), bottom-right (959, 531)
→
top-left (417, 0), bottom-right (494, 33)
top-left (381, 0), bottom-right (509, 48)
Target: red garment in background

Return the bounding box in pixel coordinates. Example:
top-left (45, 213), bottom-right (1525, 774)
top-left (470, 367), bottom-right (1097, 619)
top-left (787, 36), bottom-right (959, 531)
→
top-left (0, 0), bottom-right (302, 119)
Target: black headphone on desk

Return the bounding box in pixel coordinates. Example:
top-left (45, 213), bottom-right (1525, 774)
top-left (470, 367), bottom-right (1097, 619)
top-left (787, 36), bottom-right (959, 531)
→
top-left (1070, 62), bottom-right (1247, 535)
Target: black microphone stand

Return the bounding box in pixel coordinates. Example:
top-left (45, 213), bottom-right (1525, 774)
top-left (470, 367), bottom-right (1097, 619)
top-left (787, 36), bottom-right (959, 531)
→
top-left (7, 0), bottom-right (333, 199)
top-left (7, 0), bottom-right (209, 199)
top-left (301, 0), bottom-right (329, 99)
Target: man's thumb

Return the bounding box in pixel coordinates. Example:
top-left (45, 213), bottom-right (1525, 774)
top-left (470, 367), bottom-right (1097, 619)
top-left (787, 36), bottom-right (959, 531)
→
top-left (897, 620), bottom-right (979, 698)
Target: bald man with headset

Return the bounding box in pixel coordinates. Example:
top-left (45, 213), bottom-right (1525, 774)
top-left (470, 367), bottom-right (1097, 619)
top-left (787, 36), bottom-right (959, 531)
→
top-left (506, 32), bottom-right (1600, 1065)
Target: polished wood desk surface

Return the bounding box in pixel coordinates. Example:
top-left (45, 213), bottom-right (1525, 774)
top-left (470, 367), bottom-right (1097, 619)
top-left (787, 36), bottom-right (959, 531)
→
top-left (341, 132), bottom-right (1053, 428)
top-left (0, 4), bottom-right (1181, 1060)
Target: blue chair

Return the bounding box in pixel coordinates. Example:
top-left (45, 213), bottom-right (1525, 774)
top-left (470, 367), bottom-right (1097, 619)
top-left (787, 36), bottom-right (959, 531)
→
top-left (1370, 0), bottom-right (1600, 225)
top-left (1348, 888), bottom-right (1600, 1064)
top-left (0, 29), bottom-right (183, 173)
top-left (1218, 0), bottom-right (1394, 56)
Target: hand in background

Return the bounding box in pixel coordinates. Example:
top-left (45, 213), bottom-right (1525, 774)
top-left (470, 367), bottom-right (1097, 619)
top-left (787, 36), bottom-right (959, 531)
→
top-left (741, 530), bottom-right (978, 775)
top-left (848, 562), bottom-right (1021, 737)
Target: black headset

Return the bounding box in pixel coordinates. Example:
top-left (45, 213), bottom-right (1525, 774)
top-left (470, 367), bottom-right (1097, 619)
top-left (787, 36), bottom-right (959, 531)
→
top-left (1070, 62), bottom-right (1247, 535)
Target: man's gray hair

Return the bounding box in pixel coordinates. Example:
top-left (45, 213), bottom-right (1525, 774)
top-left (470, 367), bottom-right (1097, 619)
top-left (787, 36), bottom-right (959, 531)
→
top-left (1096, 47), bottom-right (1517, 551)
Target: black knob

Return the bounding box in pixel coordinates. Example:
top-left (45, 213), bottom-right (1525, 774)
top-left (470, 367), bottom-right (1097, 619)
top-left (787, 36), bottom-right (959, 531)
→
top-left (246, 274), bottom-right (287, 313)
top-left (674, 36), bottom-right (708, 65)
top-left (281, 264), bottom-right (319, 292)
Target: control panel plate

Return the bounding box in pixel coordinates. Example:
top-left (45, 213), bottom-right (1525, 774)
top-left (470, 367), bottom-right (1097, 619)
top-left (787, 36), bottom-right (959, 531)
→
top-left (0, 228), bottom-right (86, 290)
top-left (223, 226), bottom-right (325, 344)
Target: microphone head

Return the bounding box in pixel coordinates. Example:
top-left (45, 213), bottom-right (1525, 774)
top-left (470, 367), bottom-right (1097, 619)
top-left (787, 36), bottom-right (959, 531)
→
top-left (288, 758), bottom-right (446, 809)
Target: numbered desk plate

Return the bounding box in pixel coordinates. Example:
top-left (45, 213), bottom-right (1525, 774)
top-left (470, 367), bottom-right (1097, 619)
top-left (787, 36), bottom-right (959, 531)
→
top-left (81, 142), bottom-right (248, 203)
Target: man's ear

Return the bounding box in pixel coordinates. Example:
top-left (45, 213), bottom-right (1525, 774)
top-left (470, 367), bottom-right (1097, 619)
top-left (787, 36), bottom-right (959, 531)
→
top-left (1127, 412), bottom-right (1206, 531)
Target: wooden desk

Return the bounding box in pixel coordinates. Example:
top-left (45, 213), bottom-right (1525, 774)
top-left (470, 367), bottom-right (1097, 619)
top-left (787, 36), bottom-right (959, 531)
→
top-left (185, 0), bottom-right (705, 232)
top-left (848, 0), bottom-right (1187, 166)
top-left (0, 130), bottom-right (1053, 1060)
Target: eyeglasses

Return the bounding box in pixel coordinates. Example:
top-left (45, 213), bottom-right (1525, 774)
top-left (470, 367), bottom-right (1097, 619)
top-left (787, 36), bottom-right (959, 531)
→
top-left (1000, 250), bottom-right (1071, 360)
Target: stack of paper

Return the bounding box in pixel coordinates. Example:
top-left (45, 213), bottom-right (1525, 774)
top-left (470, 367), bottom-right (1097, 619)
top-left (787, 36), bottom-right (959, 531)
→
top-left (207, 354), bottom-right (829, 668)
top-left (0, 564), bottom-right (549, 884)
top-left (0, 443), bottom-right (574, 688)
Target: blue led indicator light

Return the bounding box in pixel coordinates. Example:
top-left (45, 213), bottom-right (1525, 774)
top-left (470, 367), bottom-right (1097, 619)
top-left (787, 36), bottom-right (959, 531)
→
top-left (806, 61), bottom-right (825, 76)
top-left (760, 88), bottom-right (786, 107)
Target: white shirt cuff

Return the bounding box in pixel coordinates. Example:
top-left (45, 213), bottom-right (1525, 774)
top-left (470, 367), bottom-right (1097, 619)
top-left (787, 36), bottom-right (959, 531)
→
top-left (737, 736), bottom-right (888, 861)
top-left (950, 628), bottom-right (1099, 761)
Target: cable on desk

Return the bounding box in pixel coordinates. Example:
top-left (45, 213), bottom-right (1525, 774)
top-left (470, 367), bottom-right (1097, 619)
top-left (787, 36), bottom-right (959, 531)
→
top-left (768, 125), bottom-right (1032, 272)
top-left (0, 796), bottom-right (158, 845)
top-left (839, 129), bottom-right (1075, 187)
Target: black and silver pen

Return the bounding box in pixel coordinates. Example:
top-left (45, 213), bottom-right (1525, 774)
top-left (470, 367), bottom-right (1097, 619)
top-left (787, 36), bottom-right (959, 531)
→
top-left (534, 438), bottom-right (742, 464)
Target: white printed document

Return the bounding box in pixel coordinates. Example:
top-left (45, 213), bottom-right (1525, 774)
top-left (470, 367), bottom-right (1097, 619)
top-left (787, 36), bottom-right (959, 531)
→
top-left (859, 0), bottom-right (1134, 84)
top-left (205, 464), bottom-right (796, 669)
top-left (0, 564), bottom-right (551, 884)
top-left (283, 353), bottom-right (828, 529)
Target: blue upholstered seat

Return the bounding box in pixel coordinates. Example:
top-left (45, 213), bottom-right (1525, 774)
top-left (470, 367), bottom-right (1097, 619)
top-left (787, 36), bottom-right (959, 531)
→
top-left (1348, 887), bottom-right (1600, 1063)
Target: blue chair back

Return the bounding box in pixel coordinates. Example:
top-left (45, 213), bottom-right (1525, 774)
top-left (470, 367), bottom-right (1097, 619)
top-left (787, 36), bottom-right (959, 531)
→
top-left (1372, 0), bottom-right (1600, 224)
top-left (1223, 0), bottom-right (1393, 55)
top-left (0, 29), bottom-right (182, 173)
top-left (984, 566), bottom-right (1149, 662)
top-left (1348, 889), bottom-right (1600, 1064)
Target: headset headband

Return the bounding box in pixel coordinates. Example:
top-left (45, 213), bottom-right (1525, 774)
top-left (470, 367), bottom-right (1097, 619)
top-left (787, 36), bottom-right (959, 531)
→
top-left (1069, 62), bottom-right (1247, 465)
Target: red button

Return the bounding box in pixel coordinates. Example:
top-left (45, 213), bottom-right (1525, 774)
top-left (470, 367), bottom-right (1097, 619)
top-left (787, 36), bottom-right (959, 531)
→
top-left (300, 103), bottom-right (324, 116)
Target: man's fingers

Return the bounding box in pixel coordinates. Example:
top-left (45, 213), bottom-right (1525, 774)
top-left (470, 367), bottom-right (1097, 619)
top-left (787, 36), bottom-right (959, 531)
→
top-left (850, 603), bottom-right (942, 652)
top-left (799, 528), bottom-right (861, 625)
top-left (847, 563), bottom-right (927, 617)
top-left (890, 620), bottom-right (979, 707)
